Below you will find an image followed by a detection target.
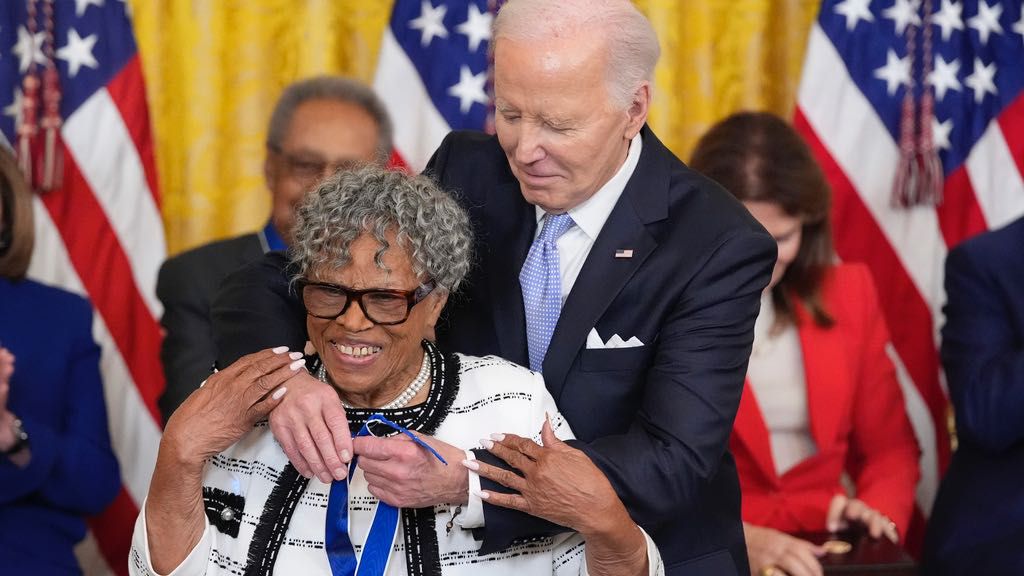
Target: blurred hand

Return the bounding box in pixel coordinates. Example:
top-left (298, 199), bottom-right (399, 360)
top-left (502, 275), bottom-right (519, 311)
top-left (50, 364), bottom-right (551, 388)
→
top-left (826, 494), bottom-right (899, 543)
top-left (465, 418), bottom-right (625, 537)
top-left (0, 347), bottom-right (15, 449)
top-left (163, 347), bottom-right (305, 466)
top-left (267, 369), bottom-right (354, 484)
top-left (354, 433), bottom-right (468, 508)
top-left (744, 523), bottom-right (824, 576)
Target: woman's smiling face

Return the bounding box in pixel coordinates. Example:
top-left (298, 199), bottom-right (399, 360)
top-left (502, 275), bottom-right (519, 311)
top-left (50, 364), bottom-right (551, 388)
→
top-left (306, 231), bottom-right (446, 407)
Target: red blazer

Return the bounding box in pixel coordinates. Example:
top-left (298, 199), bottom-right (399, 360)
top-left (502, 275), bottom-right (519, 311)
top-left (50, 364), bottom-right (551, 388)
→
top-left (730, 263), bottom-right (920, 539)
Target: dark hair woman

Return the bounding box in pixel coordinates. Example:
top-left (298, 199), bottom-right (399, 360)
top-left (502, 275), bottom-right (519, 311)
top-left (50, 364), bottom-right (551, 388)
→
top-left (691, 112), bottom-right (920, 576)
top-left (0, 147), bottom-right (120, 574)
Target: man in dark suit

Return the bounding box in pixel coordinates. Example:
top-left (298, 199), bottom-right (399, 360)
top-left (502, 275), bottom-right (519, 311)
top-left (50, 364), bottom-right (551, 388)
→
top-left (156, 76), bottom-right (392, 422)
top-left (923, 215), bottom-right (1024, 575)
top-left (212, 1), bottom-right (775, 573)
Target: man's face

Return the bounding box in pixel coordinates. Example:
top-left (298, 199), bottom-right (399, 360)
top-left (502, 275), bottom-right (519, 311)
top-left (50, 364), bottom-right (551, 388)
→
top-left (265, 99), bottom-right (382, 244)
top-left (493, 34), bottom-right (648, 214)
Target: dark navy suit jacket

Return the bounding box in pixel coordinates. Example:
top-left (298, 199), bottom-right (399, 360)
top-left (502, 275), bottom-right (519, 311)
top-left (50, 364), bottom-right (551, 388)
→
top-left (924, 216), bottom-right (1024, 574)
top-left (212, 127), bottom-right (776, 575)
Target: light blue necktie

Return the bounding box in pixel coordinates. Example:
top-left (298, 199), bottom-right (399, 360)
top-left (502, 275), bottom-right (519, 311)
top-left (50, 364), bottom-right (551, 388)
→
top-left (520, 213), bottom-right (575, 372)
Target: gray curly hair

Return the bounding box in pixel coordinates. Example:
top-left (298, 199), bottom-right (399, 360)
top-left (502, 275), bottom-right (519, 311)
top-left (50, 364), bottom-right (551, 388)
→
top-left (289, 166), bottom-right (472, 293)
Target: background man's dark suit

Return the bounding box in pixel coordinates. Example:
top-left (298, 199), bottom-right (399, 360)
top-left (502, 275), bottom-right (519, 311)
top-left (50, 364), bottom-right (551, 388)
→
top-left (212, 127), bottom-right (776, 575)
top-left (156, 232), bottom-right (264, 421)
top-left (923, 216), bottom-right (1024, 574)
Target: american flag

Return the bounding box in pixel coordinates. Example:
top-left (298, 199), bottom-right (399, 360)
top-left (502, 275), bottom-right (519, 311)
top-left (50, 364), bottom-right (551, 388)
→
top-left (1, 1), bottom-right (164, 574)
top-left (373, 0), bottom-right (496, 171)
top-left (795, 0), bottom-right (1024, 546)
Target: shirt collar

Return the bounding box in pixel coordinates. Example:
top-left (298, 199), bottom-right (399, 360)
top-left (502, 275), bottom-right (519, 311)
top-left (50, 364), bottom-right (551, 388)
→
top-left (534, 132), bottom-right (643, 240)
top-left (260, 220), bottom-right (288, 252)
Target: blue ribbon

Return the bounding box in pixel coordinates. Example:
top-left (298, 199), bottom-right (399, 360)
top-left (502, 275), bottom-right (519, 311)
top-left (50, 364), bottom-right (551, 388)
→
top-left (325, 414), bottom-right (447, 576)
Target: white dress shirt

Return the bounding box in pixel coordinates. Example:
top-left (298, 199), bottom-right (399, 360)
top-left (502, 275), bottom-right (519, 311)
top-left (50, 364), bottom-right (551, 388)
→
top-left (533, 133), bottom-right (643, 303)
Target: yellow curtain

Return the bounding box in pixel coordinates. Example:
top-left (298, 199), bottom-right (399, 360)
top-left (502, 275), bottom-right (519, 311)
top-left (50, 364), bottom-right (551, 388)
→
top-left (129, 0), bottom-right (821, 256)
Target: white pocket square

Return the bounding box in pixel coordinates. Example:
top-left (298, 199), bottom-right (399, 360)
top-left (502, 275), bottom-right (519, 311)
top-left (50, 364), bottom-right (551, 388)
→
top-left (586, 328), bottom-right (644, 349)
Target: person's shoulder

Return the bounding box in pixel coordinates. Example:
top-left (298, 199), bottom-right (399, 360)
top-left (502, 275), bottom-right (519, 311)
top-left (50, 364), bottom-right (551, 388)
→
top-left (425, 130), bottom-right (510, 185)
top-left (949, 215), bottom-right (1024, 271)
top-left (4, 277), bottom-right (93, 324)
top-left (161, 233), bottom-right (263, 276)
top-left (454, 353), bottom-right (542, 391)
top-left (642, 129), bottom-right (771, 242)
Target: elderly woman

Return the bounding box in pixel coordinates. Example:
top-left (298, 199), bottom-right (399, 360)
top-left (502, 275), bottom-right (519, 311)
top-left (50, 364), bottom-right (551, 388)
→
top-left (691, 112), bottom-right (920, 576)
top-left (132, 166), bottom-right (661, 576)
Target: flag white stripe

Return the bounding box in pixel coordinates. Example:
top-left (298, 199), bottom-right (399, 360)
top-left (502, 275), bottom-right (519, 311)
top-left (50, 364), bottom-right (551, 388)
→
top-left (374, 29), bottom-right (453, 172)
top-left (798, 24), bottom-right (948, 333)
top-left (887, 344), bottom-right (938, 515)
top-left (62, 88), bottom-right (165, 320)
top-left (27, 198), bottom-right (160, 505)
top-left (965, 122), bottom-right (1024, 231)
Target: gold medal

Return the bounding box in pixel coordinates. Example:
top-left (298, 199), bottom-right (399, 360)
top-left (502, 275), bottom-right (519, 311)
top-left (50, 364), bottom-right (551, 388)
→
top-left (822, 540), bottom-right (853, 554)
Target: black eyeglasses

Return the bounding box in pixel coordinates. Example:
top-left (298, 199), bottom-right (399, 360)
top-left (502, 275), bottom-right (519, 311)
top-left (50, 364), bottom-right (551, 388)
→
top-left (297, 279), bottom-right (437, 325)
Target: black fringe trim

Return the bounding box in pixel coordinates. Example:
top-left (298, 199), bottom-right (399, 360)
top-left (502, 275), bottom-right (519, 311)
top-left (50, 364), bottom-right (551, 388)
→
top-left (243, 464), bottom-right (309, 576)
top-left (402, 507), bottom-right (442, 576)
top-left (203, 487), bottom-right (245, 538)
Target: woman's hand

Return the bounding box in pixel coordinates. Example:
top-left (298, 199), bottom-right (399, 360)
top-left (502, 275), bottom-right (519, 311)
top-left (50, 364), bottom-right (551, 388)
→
top-left (146, 347), bottom-right (304, 574)
top-left (465, 418), bottom-right (649, 576)
top-left (826, 494), bottom-right (899, 543)
top-left (0, 346), bottom-right (16, 448)
top-left (744, 523), bottom-right (824, 576)
top-left (162, 346), bottom-right (306, 467)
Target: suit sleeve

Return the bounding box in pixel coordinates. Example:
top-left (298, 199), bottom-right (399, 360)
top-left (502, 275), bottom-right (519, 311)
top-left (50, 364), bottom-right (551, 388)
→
top-left (156, 258), bottom-right (217, 421)
top-left (211, 251), bottom-right (308, 368)
top-left (843, 266), bottom-right (920, 538)
top-left (0, 303), bottom-right (120, 514)
top-left (941, 244), bottom-right (1024, 454)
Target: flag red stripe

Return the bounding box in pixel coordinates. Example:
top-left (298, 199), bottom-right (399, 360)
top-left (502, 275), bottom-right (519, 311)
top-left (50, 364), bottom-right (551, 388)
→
top-left (936, 167), bottom-right (987, 248)
top-left (105, 56), bottom-right (161, 207)
top-left (40, 159), bottom-right (165, 424)
top-left (997, 93), bottom-right (1024, 194)
top-left (87, 488), bottom-right (139, 576)
top-left (795, 108), bottom-right (951, 471)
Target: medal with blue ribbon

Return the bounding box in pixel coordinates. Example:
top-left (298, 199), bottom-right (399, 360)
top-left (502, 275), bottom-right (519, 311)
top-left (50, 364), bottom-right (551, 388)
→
top-left (325, 414), bottom-right (448, 576)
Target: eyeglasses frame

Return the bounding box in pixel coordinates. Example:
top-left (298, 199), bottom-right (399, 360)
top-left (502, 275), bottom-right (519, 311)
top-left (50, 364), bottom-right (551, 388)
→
top-left (296, 278), bottom-right (437, 326)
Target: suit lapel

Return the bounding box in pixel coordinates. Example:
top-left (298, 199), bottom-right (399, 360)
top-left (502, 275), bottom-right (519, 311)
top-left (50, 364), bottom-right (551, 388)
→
top-left (486, 182), bottom-right (536, 365)
top-left (542, 126), bottom-right (668, 398)
top-left (732, 381), bottom-right (779, 483)
top-left (796, 303), bottom-right (846, 453)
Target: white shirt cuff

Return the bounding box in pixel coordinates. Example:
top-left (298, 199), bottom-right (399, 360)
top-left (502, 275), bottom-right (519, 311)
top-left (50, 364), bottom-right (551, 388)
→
top-left (130, 498), bottom-right (212, 576)
top-left (452, 448), bottom-right (485, 530)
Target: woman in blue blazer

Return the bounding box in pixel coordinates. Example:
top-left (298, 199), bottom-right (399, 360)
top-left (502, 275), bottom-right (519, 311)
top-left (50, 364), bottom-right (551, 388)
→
top-left (0, 147), bottom-right (120, 574)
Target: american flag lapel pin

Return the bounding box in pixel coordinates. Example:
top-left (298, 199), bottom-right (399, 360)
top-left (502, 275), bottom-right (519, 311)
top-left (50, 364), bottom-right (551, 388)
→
top-left (615, 249), bottom-right (634, 259)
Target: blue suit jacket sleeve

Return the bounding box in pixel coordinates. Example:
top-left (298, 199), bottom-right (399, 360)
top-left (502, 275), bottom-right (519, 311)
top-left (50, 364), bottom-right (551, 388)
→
top-left (941, 239), bottom-right (1024, 454)
top-left (0, 294), bottom-right (120, 515)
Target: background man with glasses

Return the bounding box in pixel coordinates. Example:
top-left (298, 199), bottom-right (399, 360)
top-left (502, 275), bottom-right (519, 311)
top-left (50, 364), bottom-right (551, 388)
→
top-left (155, 76), bottom-right (393, 422)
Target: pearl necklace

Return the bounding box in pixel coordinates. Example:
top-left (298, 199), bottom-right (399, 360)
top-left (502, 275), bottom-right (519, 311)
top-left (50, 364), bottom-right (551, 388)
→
top-left (316, 351), bottom-right (431, 410)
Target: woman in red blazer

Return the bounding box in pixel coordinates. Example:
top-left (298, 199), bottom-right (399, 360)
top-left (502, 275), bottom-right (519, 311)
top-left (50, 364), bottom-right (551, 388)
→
top-left (691, 112), bottom-right (920, 576)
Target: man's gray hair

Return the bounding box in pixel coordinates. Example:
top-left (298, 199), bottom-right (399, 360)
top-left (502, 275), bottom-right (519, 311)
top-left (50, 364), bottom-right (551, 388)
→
top-left (290, 165), bottom-right (472, 293)
top-left (492, 0), bottom-right (660, 109)
top-left (267, 76), bottom-right (394, 164)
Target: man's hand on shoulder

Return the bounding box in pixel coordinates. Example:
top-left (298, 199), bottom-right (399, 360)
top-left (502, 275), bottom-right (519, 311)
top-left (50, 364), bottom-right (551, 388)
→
top-left (354, 434), bottom-right (470, 508)
top-left (268, 368), bottom-right (353, 483)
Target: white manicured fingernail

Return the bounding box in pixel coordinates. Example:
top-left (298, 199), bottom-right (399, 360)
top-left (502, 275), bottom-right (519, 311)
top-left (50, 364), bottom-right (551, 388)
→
top-left (289, 358), bottom-right (306, 371)
top-left (462, 459), bottom-right (480, 470)
top-left (272, 346), bottom-right (289, 354)
top-left (476, 490), bottom-right (490, 500)
top-left (289, 351), bottom-right (304, 360)
top-left (480, 439), bottom-right (494, 450)
top-left (272, 387), bottom-right (287, 400)
top-left (489, 433), bottom-right (505, 441)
